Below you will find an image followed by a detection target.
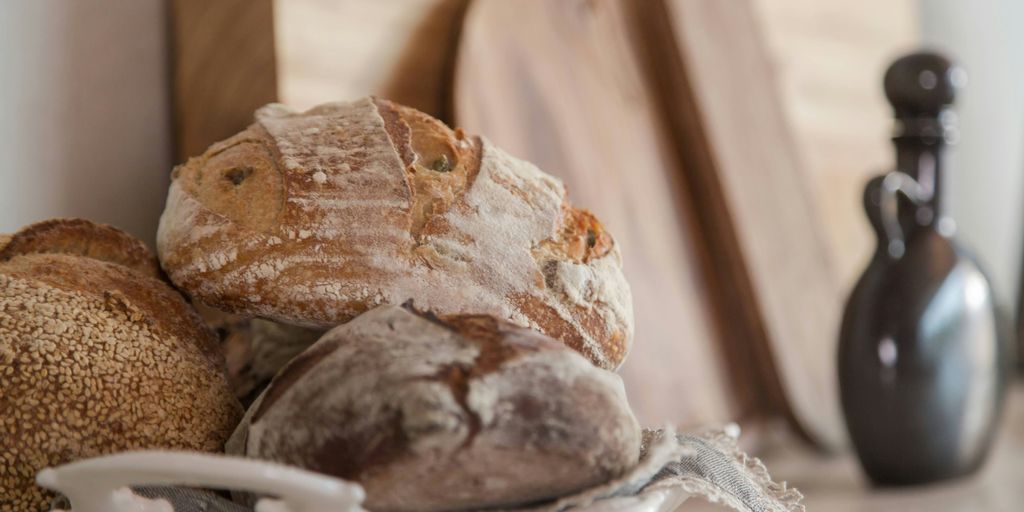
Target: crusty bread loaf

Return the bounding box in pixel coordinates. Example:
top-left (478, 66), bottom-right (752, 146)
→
top-left (0, 218), bottom-right (160, 279)
top-left (0, 219), bottom-right (242, 511)
top-left (231, 305), bottom-right (641, 512)
top-left (157, 97), bottom-right (633, 369)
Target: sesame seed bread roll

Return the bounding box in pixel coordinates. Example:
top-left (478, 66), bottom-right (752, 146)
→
top-left (230, 305), bottom-right (641, 512)
top-left (0, 218), bottom-right (160, 279)
top-left (0, 219), bottom-right (242, 511)
top-left (157, 97), bottom-right (633, 369)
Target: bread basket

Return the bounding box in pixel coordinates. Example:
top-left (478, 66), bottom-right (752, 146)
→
top-left (36, 452), bottom-right (690, 512)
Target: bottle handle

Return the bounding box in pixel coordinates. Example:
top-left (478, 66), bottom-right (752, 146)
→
top-left (879, 171), bottom-right (927, 259)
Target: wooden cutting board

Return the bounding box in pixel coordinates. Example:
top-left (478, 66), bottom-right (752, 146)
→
top-left (452, 0), bottom-right (772, 429)
top-left (170, 0), bottom-right (278, 162)
top-left (453, 0), bottom-right (846, 449)
top-left (636, 0), bottom-right (846, 449)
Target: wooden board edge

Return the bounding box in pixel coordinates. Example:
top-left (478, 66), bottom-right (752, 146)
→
top-left (169, 0), bottom-right (279, 162)
top-left (632, 0), bottom-right (844, 450)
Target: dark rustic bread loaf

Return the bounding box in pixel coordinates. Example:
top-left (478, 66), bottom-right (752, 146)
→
top-left (230, 305), bottom-right (641, 512)
top-left (0, 219), bottom-right (242, 511)
top-left (157, 97), bottom-right (633, 369)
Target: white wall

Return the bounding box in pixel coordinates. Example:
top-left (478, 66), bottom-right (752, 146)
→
top-left (0, 0), bottom-right (171, 246)
top-left (920, 0), bottom-right (1024, 316)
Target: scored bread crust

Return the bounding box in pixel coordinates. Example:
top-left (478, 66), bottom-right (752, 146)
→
top-left (235, 305), bottom-right (641, 512)
top-left (157, 97), bottom-right (633, 369)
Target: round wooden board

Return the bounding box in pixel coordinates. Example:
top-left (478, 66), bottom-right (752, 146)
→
top-left (451, 0), bottom-right (847, 449)
top-left (451, 0), bottom-right (758, 429)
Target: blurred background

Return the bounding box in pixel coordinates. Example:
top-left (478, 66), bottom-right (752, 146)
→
top-left (2, 0), bottom-right (1023, 509)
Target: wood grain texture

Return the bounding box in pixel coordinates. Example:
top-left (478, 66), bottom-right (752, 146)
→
top-left (640, 0), bottom-right (846, 449)
top-left (453, 0), bottom-right (767, 428)
top-left (754, 0), bottom-right (918, 290)
top-left (170, 0), bottom-right (278, 161)
top-left (275, 0), bottom-right (468, 118)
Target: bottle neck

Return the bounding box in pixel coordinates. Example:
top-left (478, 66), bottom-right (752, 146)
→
top-left (893, 138), bottom-right (944, 226)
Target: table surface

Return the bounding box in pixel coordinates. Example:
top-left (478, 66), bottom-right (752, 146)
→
top-left (682, 380), bottom-right (1024, 511)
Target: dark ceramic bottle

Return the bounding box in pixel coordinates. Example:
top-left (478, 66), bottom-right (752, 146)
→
top-left (838, 52), bottom-right (1009, 485)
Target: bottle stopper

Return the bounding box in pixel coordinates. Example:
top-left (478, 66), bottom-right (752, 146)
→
top-left (883, 51), bottom-right (965, 143)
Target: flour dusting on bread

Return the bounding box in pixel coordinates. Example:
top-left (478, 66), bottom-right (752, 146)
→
top-left (238, 306), bottom-right (640, 512)
top-left (157, 97), bottom-right (633, 369)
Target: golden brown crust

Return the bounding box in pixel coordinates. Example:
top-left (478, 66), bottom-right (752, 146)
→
top-left (534, 205), bottom-right (613, 264)
top-left (0, 225), bottom-right (241, 510)
top-left (158, 97), bottom-right (633, 370)
top-left (374, 98), bottom-right (482, 241)
top-left (2, 253), bottom-right (222, 366)
top-left (175, 129), bottom-right (286, 234)
top-left (0, 218), bottom-right (161, 279)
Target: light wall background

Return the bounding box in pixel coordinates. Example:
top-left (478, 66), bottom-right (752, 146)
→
top-left (0, 0), bottom-right (171, 246)
top-left (920, 0), bottom-right (1024, 319)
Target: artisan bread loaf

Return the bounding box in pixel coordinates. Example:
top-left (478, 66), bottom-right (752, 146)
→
top-left (157, 97), bottom-right (633, 369)
top-left (0, 218), bottom-right (160, 278)
top-left (0, 219), bottom-right (242, 511)
top-left (231, 305), bottom-right (641, 512)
